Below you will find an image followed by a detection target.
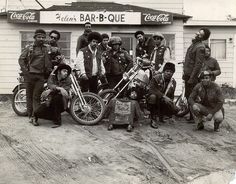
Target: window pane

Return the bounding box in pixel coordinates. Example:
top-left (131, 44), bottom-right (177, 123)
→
top-left (210, 39), bottom-right (226, 59)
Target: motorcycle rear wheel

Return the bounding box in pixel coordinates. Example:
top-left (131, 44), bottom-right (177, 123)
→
top-left (98, 89), bottom-right (117, 105)
top-left (12, 87), bottom-right (28, 116)
top-left (70, 92), bottom-right (105, 125)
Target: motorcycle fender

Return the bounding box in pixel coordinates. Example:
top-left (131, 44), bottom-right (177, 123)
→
top-left (12, 83), bottom-right (26, 93)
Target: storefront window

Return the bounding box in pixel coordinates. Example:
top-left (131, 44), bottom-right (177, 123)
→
top-left (21, 32), bottom-right (71, 59)
top-left (210, 39), bottom-right (226, 60)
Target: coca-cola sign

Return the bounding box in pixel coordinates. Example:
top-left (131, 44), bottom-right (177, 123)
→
top-left (141, 12), bottom-right (172, 25)
top-left (7, 10), bottom-right (39, 23)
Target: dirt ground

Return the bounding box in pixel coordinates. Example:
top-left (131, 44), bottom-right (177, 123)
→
top-left (0, 100), bottom-right (236, 184)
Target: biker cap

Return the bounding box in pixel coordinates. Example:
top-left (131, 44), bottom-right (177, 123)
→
top-left (54, 63), bottom-right (72, 75)
top-left (152, 32), bottom-right (164, 40)
top-left (163, 62), bottom-right (175, 73)
top-left (34, 29), bottom-right (46, 38)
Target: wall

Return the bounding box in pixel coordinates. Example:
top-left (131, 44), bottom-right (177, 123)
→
top-left (0, 17), bottom-right (184, 94)
top-left (184, 26), bottom-right (236, 87)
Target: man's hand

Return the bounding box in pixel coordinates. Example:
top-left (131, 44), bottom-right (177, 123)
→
top-left (56, 87), bottom-right (69, 98)
top-left (206, 113), bottom-right (213, 121)
top-left (162, 95), bottom-right (172, 104)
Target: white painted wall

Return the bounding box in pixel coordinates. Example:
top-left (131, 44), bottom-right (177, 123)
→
top-left (0, 16), bottom-right (184, 94)
top-left (184, 27), bottom-right (235, 87)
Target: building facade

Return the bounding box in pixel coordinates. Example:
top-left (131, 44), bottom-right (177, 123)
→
top-left (0, 1), bottom-right (188, 94)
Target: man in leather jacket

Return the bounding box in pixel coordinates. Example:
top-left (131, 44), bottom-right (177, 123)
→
top-left (188, 71), bottom-right (224, 132)
top-left (183, 27), bottom-right (211, 120)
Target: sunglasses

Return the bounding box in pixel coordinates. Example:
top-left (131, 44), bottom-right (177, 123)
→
top-left (50, 36), bottom-right (58, 40)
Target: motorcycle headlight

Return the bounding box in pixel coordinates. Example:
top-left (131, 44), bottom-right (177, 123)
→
top-left (129, 91), bottom-right (138, 100)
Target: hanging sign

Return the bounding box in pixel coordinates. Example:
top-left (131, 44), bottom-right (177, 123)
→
top-left (7, 10), bottom-right (39, 23)
top-left (40, 11), bottom-right (141, 25)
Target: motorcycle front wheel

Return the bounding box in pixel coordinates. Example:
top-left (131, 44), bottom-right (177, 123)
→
top-left (12, 86), bottom-right (27, 116)
top-left (175, 94), bottom-right (189, 117)
top-left (70, 92), bottom-right (105, 125)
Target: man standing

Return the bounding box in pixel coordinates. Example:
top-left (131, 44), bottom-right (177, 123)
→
top-left (183, 27), bottom-right (211, 120)
top-left (97, 33), bottom-right (110, 54)
top-left (76, 22), bottom-right (92, 56)
top-left (201, 44), bottom-right (221, 81)
top-left (75, 32), bottom-right (106, 93)
top-left (134, 30), bottom-right (155, 59)
top-left (102, 36), bottom-right (133, 89)
top-left (188, 71), bottom-right (224, 132)
top-left (18, 29), bottom-right (52, 125)
top-left (48, 30), bottom-right (65, 67)
top-left (147, 62), bottom-right (179, 129)
top-left (150, 32), bottom-right (171, 72)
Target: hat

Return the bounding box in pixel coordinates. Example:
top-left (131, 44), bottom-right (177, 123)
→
top-left (54, 63), bottom-right (72, 76)
top-left (108, 36), bottom-right (122, 47)
top-left (88, 32), bottom-right (102, 43)
top-left (200, 27), bottom-right (211, 41)
top-left (163, 62), bottom-right (175, 73)
top-left (152, 32), bottom-right (164, 40)
top-left (34, 29), bottom-right (46, 38)
top-left (134, 30), bottom-right (144, 38)
top-left (199, 70), bottom-right (212, 79)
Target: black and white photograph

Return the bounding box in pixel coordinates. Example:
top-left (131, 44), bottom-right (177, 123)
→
top-left (0, 0), bottom-right (236, 183)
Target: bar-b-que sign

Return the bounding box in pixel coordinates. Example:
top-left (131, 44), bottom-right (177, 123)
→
top-left (7, 10), bottom-right (39, 23)
top-left (141, 12), bottom-right (173, 25)
top-left (40, 11), bottom-right (140, 25)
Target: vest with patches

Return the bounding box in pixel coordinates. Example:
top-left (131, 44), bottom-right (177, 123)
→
top-left (80, 46), bottom-right (102, 78)
top-left (150, 46), bottom-right (167, 71)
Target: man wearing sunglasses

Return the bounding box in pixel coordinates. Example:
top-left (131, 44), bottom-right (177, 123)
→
top-left (150, 32), bottom-right (171, 73)
top-left (48, 30), bottom-right (65, 67)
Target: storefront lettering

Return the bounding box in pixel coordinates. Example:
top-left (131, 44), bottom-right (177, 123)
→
top-left (143, 13), bottom-right (170, 22)
top-left (10, 12), bottom-right (36, 21)
top-left (40, 11), bottom-right (141, 25)
top-left (56, 13), bottom-right (77, 22)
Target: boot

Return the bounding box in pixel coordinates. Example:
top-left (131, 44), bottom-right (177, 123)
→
top-left (197, 121), bottom-right (204, 130)
top-left (127, 125), bottom-right (133, 132)
top-left (214, 121), bottom-right (220, 132)
top-left (108, 124), bottom-right (113, 131)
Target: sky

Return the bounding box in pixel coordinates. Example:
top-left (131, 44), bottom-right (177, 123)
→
top-left (1, 0), bottom-right (236, 20)
top-left (183, 0), bottom-right (236, 20)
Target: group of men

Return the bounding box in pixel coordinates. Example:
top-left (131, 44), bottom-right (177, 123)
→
top-left (18, 22), bottom-right (224, 132)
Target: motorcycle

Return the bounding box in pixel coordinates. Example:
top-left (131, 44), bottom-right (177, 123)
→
top-left (12, 64), bottom-right (105, 125)
top-left (98, 57), bottom-right (153, 108)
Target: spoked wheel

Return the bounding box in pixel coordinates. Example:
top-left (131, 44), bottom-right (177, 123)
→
top-left (98, 89), bottom-right (117, 105)
top-left (70, 92), bottom-right (105, 125)
top-left (175, 95), bottom-right (189, 117)
top-left (12, 87), bottom-right (27, 116)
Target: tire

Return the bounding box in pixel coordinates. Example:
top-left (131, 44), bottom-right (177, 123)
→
top-left (175, 94), bottom-right (189, 117)
top-left (98, 89), bottom-right (117, 105)
top-left (12, 86), bottom-right (28, 116)
top-left (70, 92), bottom-right (105, 125)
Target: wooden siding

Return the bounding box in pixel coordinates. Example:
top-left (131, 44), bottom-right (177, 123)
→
top-left (184, 27), bottom-right (236, 87)
top-left (0, 17), bottom-right (184, 94)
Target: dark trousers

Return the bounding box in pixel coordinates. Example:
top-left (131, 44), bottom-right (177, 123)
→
top-left (34, 93), bottom-right (65, 124)
top-left (185, 81), bottom-right (197, 99)
top-left (80, 76), bottom-right (98, 93)
top-left (148, 94), bottom-right (178, 119)
top-left (25, 73), bottom-right (45, 117)
top-left (106, 74), bottom-right (123, 89)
